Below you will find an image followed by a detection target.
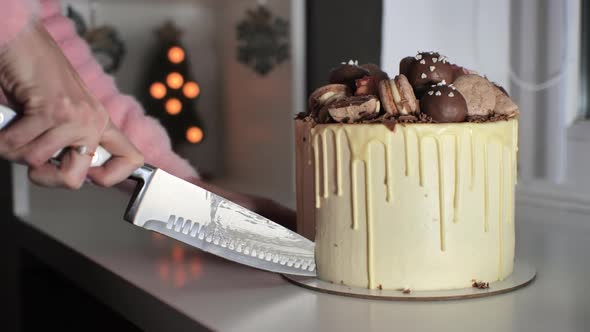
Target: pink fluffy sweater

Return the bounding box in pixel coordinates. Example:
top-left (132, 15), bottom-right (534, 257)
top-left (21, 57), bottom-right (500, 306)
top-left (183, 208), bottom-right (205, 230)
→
top-left (0, 0), bottom-right (197, 179)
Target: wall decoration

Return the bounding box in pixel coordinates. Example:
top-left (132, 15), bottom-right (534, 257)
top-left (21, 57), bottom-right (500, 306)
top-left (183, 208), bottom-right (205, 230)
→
top-left (67, 6), bottom-right (125, 74)
top-left (236, 3), bottom-right (290, 76)
top-left (139, 21), bottom-right (205, 148)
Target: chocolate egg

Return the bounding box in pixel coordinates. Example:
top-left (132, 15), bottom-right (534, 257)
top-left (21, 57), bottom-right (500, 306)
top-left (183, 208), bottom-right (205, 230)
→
top-left (399, 56), bottom-right (414, 77)
top-left (329, 60), bottom-right (370, 90)
top-left (360, 63), bottom-right (389, 81)
top-left (420, 84), bottom-right (468, 123)
top-left (406, 52), bottom-right (454, 97)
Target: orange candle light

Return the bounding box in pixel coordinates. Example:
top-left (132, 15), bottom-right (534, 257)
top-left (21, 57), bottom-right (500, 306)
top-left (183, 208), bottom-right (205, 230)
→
top-left (166, 72), bottom-right (184, 89)
top-left (183, 81), bottom-right (200, 99)
top-left (165, 98), bottom-right (182, 115)
top-left (168, 46), bottom-right (185, 64)
top-left (149, 82), bottom-right (167, 99)
top-left (186, 126), bottom-right (203, 144)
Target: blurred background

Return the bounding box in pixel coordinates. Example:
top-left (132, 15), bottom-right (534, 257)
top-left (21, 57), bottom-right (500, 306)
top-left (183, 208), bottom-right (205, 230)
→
top-left (2, 0), bottom-right (589, 331)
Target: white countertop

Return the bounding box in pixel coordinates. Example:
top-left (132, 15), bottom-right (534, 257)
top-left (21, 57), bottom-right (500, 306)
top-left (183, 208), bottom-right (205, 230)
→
top-left (17, 183), bottom-right (590, 332)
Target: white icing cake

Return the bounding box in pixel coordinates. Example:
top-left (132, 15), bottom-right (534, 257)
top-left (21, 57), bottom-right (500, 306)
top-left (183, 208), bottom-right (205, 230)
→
top-left (295, 119), bottom-right (518, 291)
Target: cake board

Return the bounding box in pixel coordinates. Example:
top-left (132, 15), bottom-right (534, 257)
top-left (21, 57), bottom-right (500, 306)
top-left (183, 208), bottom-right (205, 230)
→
top-left (283, 260), bottom-right (536, 301)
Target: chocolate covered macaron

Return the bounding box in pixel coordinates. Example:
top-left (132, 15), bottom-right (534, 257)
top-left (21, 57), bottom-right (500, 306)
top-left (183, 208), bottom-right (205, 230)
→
top-left (327, 95), bottom-right (380, 123)
top-left (378, 74), bottom-right (418, 116)
top-left (308, 84), bottom-right (351, 119)
top-left (421, 84), bottom-right (468, 123)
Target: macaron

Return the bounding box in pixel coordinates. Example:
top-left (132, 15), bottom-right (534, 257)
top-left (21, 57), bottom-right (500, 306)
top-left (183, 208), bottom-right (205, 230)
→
top-left (493, 86), bottom-right (519, 116)
top-left (378, 74), bottom-right (418, 116)
top-left (420, 84), bottom-right (468, 123)
top-left (327, 95), bottom-right (381, 123)
top-left (308, 84), bottom-right (351, 118)
top-left (453, 74), bottom-right (496, 117)
top-left (329, 60), bottom-right (370, 90)
top-left (405, 52), bottom-right (454, 97)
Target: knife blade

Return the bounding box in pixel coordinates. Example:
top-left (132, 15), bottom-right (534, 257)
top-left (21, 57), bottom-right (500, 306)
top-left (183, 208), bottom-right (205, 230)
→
top-left (0, 104), bottom-right (316, 276)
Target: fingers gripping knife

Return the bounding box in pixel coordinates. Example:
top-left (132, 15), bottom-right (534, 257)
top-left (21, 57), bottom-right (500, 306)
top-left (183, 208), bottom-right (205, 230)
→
top-left (0, 105), bottom-right (316, 276)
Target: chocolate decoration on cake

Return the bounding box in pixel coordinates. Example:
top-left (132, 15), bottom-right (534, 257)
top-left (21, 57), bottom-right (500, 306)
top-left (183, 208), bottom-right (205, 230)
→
top-left (420, 84), bottom-right (468, 123)
top-left (355, 76), bottom-right (379, 96)
top-left (405, 52), bottom-right (454, 98)
top-left (360, 63), bottom-right (389, 81)
top-left (399, 56), bottom-right (414, 77)
top-left (453, 74), bottom-right (496, 117)
top-left (329, 60), bottom-right (370, 90)
top-left (308, 84), bottom-right (350, 119)
top-left (378, 74), bottom-right (418, 116)
top-left (327, 95), bottom-right (380, 123)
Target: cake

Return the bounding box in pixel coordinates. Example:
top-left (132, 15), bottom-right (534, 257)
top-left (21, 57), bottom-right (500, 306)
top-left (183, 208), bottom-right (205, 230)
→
top-left (295, 53), bottom-right (519, 291)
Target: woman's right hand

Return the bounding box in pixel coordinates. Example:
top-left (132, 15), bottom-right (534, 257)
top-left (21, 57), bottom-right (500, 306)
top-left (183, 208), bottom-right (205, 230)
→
top-left (0, 20), bottom-right (143, 189)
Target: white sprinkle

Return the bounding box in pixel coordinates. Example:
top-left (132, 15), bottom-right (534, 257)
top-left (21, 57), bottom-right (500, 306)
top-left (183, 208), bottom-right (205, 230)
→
top-left (415, 54), bottom-right (423, 60)
top-left (435, 91), bottom-right (442, 96)
top-left (451, 86), bottom-right (456, 90)
top-left (429, 66), bottom-right (435, 72)
top-left (448, 92), bottom-right (455, 97)
top-left (429, 51), bottom-right (434, 54)
top-left (348, 59), bottom-right (355, 65)
top-left (341, 62), bottom-right (346, 64)
top-left (441, 80), bottom-right (447, 85)
top-left (432, 58), bottom-right (438, 63)
top-left (421, 73), bottom-right (427, 79)
top-left (428, 91), bottom-right (434, 95)
top-left (437, 82), bottom-right (444, 86)
top-left (420, 59), bottom-right (426, 65)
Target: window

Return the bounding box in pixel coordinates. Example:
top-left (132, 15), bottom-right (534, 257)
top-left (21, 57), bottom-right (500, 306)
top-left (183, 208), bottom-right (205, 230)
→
top-left (583, 0), bottom-right (590, 118)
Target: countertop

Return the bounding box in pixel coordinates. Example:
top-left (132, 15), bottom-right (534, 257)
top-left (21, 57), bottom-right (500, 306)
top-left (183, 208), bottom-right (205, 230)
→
top-left (16, 182), bottom-right (590, 332)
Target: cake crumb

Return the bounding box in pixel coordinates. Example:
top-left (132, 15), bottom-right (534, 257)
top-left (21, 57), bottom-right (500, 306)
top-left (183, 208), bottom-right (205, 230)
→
top-left (340, 280), bottom-right (345, 285)
top-left (378, 284), bottom-right (383, 290)
top-left (333, 243), bottom-right (338, 248)
top-left (397, 287), bottom-right (411, 294)
top-left (471, 279), bottom-right (490, 289)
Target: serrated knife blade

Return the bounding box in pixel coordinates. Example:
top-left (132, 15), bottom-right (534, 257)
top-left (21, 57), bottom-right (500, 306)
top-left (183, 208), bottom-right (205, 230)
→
top-left (0, 105), bottom-right (316, 276)
top-left (126, 166), bottom-right (317, 276)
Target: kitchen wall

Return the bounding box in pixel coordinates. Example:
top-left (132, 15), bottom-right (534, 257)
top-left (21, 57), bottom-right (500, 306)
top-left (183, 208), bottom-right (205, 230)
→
top-left (215, 0), bottom-right (299, 206)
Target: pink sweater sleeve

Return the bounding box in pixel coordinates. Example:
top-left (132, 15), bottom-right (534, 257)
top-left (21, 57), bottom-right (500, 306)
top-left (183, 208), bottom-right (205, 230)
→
top-left (0, 0), bottom-right (39, 45)
top-left (0, 0), bottom-right (198, 180)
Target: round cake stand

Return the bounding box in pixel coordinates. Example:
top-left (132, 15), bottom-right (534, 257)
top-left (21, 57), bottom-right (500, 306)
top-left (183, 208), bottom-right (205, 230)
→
top-left (282, 260), bottom-right (536, 301)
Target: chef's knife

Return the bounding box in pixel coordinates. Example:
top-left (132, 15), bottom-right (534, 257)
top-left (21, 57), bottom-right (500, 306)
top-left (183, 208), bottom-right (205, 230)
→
top-left (0, 105), bottom-right (316, 276)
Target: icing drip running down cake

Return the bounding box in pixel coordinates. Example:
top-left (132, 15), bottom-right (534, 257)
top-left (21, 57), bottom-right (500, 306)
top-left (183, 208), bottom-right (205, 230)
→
top-left (295, 52), bottom-right (519, 291)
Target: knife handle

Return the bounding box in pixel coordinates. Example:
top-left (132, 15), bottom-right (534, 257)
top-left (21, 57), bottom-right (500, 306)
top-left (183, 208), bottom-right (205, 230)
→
top-left (0, 104), bottom-right (112, 167)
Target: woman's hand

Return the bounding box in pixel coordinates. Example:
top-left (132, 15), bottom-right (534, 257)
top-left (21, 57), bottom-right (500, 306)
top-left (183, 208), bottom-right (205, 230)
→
top-left (0, 21), bottom-right (143, 189)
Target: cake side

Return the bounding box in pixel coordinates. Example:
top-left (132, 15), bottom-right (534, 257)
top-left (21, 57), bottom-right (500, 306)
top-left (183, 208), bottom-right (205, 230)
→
top-left (304, 119), bottom-right (518, 291)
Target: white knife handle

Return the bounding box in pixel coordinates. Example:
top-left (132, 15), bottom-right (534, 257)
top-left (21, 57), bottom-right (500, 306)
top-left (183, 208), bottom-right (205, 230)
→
top-left (0, 104), bottom-right (111, 167)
